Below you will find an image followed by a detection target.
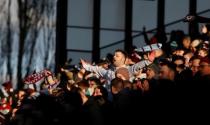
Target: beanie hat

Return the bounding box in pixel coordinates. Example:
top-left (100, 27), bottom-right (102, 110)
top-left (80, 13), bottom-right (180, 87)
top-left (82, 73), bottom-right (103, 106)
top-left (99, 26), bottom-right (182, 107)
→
top-left (170, 41), bottom-right (178, 50)
top-left (115, 67), bottom-right (130, 80)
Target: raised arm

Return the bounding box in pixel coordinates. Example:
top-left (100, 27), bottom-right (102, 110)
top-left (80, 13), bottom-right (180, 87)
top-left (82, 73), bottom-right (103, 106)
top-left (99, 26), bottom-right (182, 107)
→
top-left (80, 59), bottom-right (110, 77)
top-left (128, 51), bottom-right (156, 74)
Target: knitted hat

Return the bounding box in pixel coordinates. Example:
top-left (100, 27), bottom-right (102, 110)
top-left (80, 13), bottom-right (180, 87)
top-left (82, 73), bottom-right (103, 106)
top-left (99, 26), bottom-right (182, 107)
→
top-left (115, 67), bottom-right (130, 80)
top-left (170, 41), bottom-right (178, 50)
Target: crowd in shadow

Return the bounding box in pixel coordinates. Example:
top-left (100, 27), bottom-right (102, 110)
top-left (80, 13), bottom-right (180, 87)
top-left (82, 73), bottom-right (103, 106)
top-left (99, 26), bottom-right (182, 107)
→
top-left (1, 19), bottom-right (210, 125)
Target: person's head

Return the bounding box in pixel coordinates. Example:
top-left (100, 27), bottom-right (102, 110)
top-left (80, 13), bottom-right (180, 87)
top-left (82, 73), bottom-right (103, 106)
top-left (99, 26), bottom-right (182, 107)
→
top-left (93, 85), bottom-right (108, 99)
top-left (140, 79), bottom-right (150, 92)
top-left (97, 58), bottom-right (110, 69)
top-left (198, 48), bottom-right (209, 58)
top-left (190, 56), bottom-right (201, 75)
top-left (115, 67), bottom-right (130, 81)
top-left (183, 50), bottom-right (194, 66)
top-left (77, 80), bottom-right (89, 94)
top-left (45, 75), bottom-right (56, 85)
top-left (146, 63), bottom-right (160, 80)
top-left (113, 49), bottom-right (127, 67)
top-left (182, 36), bottom-right (191, 49)
top-left (123, 80), bottom-right (132, 89)
top-left (190, 39), bottom-right (202, 52)
top-left (88, 77), bottom-right (101, 88)
top-left (173, 49), bottom-right (185, 56)
top-left (17, 90), bottom-right (26, 100)
top-left (173, 56), bottom-right (185, 73)
top-left (199, 58), bottom-right (210, 76)
top-left (111, 77), bottom-right (124, 94)
top-left (159, 61), bottom-right (176, 81)
top-left (201, 24), bottom-right (210, 34)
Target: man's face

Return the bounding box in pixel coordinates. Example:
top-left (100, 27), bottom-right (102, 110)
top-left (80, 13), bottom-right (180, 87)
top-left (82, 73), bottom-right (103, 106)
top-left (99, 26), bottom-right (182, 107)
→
top-left (191, 59), bottom-right (200, 75)
top-left (199, 62), bottom-right (210, 76)
top-left (159, 65), bottom-right (171, 80)
top-left (18, 90), bottom-right (26, 100)
top-left (146, 68), bottom-right (156, 80)
top-left (201, 25), bottom-right (208, 34)
top-left (182, 38), bottom-right (191, 48)
top-left (174, 59), bottom-right (184, 72)
top-left (198, 49), bottom-right (208, 57)
top-left (173, 50), bottom-right (184, 56)
top-left (113, 51), bottom-right (126, 67)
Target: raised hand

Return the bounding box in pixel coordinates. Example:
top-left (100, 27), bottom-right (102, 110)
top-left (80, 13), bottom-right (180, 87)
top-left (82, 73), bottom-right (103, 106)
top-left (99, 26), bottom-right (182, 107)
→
top-left (147, 50), bottom-right (156, 62)
top-left (80, 59), bottom-right (86, 68)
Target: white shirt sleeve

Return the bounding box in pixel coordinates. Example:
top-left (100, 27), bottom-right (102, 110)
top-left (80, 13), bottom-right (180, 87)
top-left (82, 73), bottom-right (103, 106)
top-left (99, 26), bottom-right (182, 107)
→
top-left (128, 59), bottom-right (152, 74)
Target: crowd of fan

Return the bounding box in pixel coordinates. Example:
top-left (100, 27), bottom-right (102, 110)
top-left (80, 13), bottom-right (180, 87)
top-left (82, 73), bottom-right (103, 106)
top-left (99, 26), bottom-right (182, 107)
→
top-left (1, 23), bottom-right (210, 125)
